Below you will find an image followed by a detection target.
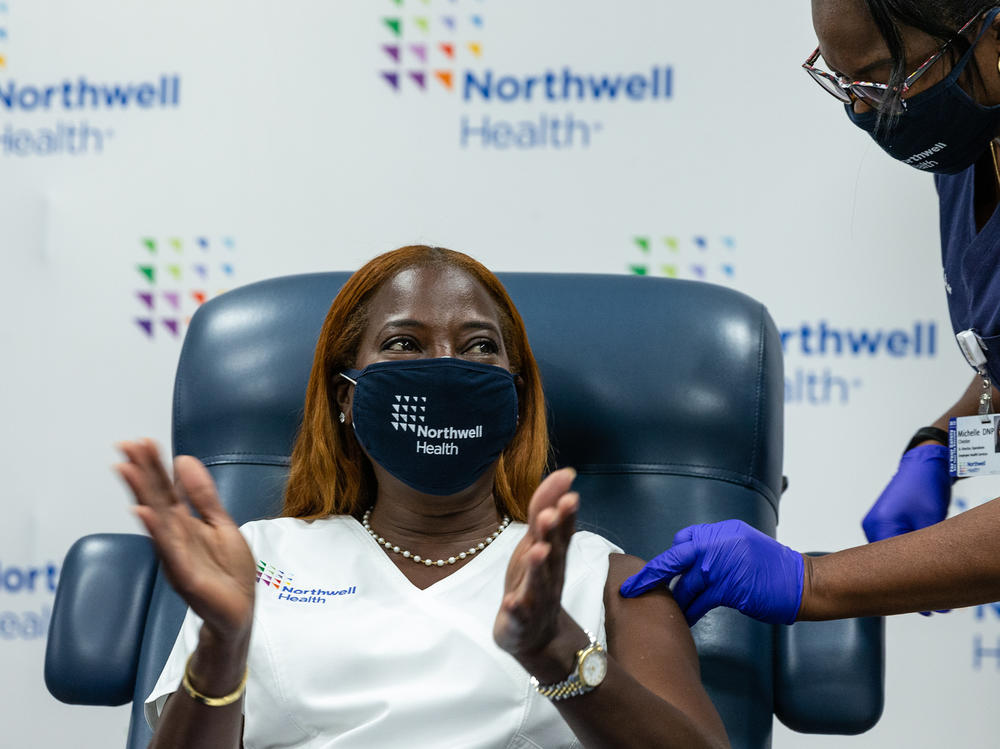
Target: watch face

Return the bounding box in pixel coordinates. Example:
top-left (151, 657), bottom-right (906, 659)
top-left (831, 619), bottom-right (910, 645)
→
top-left (580, 648), bottom-right (608, 687)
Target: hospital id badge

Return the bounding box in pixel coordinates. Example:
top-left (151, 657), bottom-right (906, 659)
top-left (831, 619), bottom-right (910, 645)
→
top-left (949, 414), bottom-right (1000, 477)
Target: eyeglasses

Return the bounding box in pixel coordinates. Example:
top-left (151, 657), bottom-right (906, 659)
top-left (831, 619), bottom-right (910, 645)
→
top-left (802, 10), bottom-right (982, 113)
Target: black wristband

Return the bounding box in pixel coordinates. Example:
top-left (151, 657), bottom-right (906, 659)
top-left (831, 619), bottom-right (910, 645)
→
top-left (903, 426), bottom-right (949, 455)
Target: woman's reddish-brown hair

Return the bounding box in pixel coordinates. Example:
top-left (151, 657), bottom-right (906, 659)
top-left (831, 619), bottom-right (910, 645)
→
top-left (282, 245), bottom-right (549, 521)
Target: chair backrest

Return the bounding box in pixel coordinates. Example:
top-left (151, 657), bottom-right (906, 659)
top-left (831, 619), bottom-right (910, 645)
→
top-left (125, 272), bottom-right (784, 749)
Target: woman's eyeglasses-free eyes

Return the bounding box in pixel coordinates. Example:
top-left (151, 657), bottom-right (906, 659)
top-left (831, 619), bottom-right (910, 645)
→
top-left (802, 10), bottom-right (982, 113)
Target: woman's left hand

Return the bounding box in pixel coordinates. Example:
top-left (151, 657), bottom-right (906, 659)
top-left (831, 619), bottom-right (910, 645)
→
top-left (494, 467), bottom-right (579, 657)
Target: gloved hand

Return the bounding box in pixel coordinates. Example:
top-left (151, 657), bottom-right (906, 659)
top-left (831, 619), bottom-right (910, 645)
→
top-left (619, 519), bottom-right (804, 626)
top-left (862, 443), bottom-right (952, 543)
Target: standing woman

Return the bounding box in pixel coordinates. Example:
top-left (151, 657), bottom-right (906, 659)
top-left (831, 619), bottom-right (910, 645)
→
top-left (621, 1), bottom-right (1000, 624)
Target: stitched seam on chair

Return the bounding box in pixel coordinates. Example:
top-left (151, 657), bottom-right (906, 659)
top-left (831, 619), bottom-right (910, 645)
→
top-left (749, 305), bottom-right (766, 482)
top-left (571, 463), bottom-right (779, 510)
top-left (200, 453), bottom-right (291, 467)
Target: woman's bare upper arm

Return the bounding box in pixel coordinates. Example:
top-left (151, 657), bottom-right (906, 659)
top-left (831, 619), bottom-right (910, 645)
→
top-left (604, 552), bottom-right (726, 737)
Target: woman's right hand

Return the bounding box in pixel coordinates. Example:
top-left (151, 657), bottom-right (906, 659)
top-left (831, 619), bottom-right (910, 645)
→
top-left (116, 439), bottom-right (256, 642)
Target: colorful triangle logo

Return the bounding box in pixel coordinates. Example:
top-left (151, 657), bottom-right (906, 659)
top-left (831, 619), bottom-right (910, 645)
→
top-left (382, 71), bottom-right (400, 90)
top-left (383, 17), bottom-right (402, 37)
top-left (382, 44), bottom-right (400, 63)
top-left (409, 71), bottom-right (426, 89)
top-left (468, 42), bottom-right (482, 58)
top-left (137, 265), bottom-right (156, 284)
top-left (136, 319), bottom-right (153, 337)
top-left (435, 70), bottom-right (454, 90)
top-left (440, 42), bottom-right (454, 59)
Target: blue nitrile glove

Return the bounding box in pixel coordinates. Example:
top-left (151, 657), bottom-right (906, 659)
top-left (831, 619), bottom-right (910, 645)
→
top-left (863, 442), bottom-right (953, 615)
top-left (862, 443), bottom-right (952, 543)
top-left (619, 519), bottom-right (804, 627)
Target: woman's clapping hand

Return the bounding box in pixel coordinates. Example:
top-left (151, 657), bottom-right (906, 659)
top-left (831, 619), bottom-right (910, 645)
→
top-left (494, 467), bottom-right (579, 657)
top-left (116, 439), bottom-right (256, 642)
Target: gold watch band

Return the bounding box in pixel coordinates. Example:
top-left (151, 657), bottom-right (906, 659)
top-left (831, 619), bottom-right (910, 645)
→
top-left (530, 631), bottom-right (605, 701)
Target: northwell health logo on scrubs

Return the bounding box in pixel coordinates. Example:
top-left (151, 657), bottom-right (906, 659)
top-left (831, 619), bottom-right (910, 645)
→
top-left (256, 559), bottom-right (356, 605)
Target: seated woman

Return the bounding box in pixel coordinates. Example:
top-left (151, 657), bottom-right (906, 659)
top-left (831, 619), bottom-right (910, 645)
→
top-left (120, 245), bottom-right (729, 748)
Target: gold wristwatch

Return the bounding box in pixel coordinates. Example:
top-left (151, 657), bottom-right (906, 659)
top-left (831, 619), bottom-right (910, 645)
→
top-left (530, 631), bottom-right (608, 701)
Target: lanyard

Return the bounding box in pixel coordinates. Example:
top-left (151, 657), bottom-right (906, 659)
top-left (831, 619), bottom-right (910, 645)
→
top-left (956, 329), bottom-right (993, 417)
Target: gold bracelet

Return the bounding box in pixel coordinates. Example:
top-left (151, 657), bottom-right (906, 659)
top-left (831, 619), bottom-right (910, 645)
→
top-left (181, 653), bottom-right (249, 707)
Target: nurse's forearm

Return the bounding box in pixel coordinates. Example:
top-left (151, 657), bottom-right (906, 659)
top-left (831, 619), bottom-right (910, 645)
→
top-left (928, 374), bottom-right (1000, 434)
top-left (798, 496), bottom-right (1000, 619)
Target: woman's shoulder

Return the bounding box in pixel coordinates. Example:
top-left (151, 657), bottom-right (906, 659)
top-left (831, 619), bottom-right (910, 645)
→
top-left (238, 514), bottom-right (356, 542)
top-left (570, 528), bottom-right (624, 557)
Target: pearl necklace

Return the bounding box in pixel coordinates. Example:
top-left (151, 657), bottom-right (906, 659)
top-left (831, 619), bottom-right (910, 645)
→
top-left (362, 509), bottom-right (511, 567)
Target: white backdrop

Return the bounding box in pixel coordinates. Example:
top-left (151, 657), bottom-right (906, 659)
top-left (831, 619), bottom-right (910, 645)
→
top-left (2, 1), bottom-right (997, 746)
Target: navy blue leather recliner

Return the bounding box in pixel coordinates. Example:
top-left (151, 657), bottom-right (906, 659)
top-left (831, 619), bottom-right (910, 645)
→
top-left (45, 272), bottom-right (884, 748)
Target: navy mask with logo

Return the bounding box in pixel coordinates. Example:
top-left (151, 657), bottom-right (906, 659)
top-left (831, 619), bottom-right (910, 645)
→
top-left (341, 358), bottom-right (519, 496)
top-left (847, 7), bottom-right (1000, 175)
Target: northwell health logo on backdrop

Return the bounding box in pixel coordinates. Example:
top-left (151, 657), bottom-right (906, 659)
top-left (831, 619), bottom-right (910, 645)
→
top-left (627, 234), bottom-right (737, 285)
top-left (0, 559), bottom-right (59, 641)
top-left (0, 6), bottom-right (180, 157)
top-left (133, 235), bottom-right (237, 341)
top-left (779, 320), bottom-right (938, 406)
top-left (377, 0), bottom-right (674, 149)
top-left (624, 233), bottom-right (939, 406)
top-left (257, 560), bottom-right (357, 605)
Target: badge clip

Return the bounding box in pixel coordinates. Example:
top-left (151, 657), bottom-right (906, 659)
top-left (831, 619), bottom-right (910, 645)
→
top-left (956, 329), bottom-right (992, 420)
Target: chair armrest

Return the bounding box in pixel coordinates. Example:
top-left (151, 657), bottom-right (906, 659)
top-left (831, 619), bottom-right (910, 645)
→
top-left (774, 613), bottom-right (885, 734)
top-left (45, 533), bottom-right (158, 705)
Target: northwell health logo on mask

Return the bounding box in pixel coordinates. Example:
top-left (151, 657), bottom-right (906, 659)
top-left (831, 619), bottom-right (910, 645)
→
top-left (347, 358), bottom-right (518, 495)
top-left (256, 560), bottom-right (356, 605)
top-left (390, 393), bottom-right (485, 456)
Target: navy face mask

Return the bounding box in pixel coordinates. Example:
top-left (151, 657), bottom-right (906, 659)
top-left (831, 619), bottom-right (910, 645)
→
top-left (847, 8), bottom-right (1000, 175)
top-left (341, 358), bottom-right (519, 496)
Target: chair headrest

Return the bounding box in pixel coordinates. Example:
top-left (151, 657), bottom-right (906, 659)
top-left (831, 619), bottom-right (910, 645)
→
top-left (173, 272), bottom-right (783, 511)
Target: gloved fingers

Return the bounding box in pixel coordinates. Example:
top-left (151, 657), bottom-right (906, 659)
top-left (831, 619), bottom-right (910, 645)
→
top-left (861, 517), bottom-right (912, 544)
top-left (671, 525), bottom-right (697, 546)
top-left (679, 589), bottom-right (716, 627)
top-left (670, 561), bottom-right (708, 614)
top-left (619, 541), bottom-right (698, 597)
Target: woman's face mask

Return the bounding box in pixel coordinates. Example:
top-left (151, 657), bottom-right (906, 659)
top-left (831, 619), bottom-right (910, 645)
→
top-left (341, 358), bottom-right (519, 496)
top-left (847, 8), bottom-right (1000, 175)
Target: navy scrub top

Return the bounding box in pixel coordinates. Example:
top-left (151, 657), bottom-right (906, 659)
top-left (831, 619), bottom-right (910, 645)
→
top-left (936, 165), bottom-right (1000, 384)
